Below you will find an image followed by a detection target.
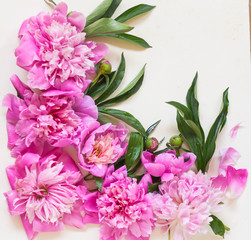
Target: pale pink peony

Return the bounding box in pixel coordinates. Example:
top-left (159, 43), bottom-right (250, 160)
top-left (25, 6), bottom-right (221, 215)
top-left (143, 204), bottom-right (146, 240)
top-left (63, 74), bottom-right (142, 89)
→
top-left (4, 150), bottom-right (88, 240)
top-left (141, 150), bottom-right (196, 182)
top-left (212, 147), bottom-right (248, 199)
top-left (3, 75), bottom-right (98, 157)
top-left (82, 166), bottom-right (155, 240)
top-left (151, 171), bottom-right (224, 240)
top-left (78, 123), bottom-right (128, 177)
top-left (15, 2), bottom-right (108, 92)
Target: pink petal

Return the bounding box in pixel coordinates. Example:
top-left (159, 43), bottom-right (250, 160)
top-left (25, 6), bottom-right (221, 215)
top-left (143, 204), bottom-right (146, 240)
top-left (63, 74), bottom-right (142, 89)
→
top-left (54, 2), bottom-right (68, 17)
top-left (161, 173), bottom-right (174, 182)
top-left (63, 201), bottom-right (85, 229)
top-left (15, 34), bottom-right (40, 70)
top-left (219, 147), bottom-right (241, 175)
top-left (139, 173), bottom-right (152, 193)
top-left (226, 166), bottom-right (248, 199)
top-left (32, 218), bottom-right (64, 232)
top-left (182, 152), bottom-right (196, 171)
top-left (144, 163), bottom-right (166, 177)
top-left (211, 175), bottom-right (228, 191)
top-left (68, 11), bottom-right (86, 32)
top-left (230, 123), bottom-right (241, 138)
top-left (20, 214), bottom-right (38, 240)
top-left (4, 190), bottom-right (25, 215)
top-left (10, 75), bottom-right (30, 99)
top-left (6, 166), bottom-right (16, 189)
top-left (28, 64), bottom-right (50, 90)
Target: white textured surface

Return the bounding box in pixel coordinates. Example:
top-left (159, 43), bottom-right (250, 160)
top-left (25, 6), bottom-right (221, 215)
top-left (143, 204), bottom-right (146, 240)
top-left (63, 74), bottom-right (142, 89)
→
top-left (0, 0), bottom-right (251, 239)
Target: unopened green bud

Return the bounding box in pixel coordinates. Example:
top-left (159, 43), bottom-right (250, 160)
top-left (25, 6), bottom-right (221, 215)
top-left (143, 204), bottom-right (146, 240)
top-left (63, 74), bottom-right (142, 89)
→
top-left (169, 135), bottom-right (183, 148)
top-left (99, 59), bottom-right (112, 75)
top-left (145, 137), bottom-right (159, 152)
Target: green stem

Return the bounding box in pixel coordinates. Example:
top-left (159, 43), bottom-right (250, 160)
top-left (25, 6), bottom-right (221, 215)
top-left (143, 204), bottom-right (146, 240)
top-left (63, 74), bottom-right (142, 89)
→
top-left (90, 72), bottom-right (102, 88)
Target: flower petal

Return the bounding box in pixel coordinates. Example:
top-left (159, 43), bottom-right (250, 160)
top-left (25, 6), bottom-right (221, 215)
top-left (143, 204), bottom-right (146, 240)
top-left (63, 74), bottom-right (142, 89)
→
top-left (226, 166), bottom-right (248, 199)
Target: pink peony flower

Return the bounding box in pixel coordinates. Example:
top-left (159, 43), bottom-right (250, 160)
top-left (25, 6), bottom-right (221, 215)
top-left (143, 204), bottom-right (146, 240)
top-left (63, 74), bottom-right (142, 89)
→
top-left (141, 150), bottom-right (196, 182)
top-left (82, 166), bottom-right (155, 240)
top-left (15, 2), bottom-right (108, 92)
top-left (4, 149), bottom-right (88, 240)
top-left (151, 171), bottom-right (224, 240)
top-left (212, 147), bottom-right (248, 199)
top-left (78, 123), bottom-right (128, 177)
top-left (3, 75), bottom-right (98, 157)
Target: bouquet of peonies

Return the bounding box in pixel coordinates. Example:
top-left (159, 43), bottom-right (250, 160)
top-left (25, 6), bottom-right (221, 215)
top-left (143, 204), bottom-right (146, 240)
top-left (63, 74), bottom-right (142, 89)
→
top-left (3, 1), bottom-right (248, 240)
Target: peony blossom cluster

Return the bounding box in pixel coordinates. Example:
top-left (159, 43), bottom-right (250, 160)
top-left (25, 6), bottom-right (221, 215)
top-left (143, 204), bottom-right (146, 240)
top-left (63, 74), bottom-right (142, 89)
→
top-left (3, 2), bottom-right (248, 240)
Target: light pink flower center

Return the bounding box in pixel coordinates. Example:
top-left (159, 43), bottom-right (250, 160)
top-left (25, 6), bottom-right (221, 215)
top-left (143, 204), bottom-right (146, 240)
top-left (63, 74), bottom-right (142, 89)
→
top-left (14, 161), bottom-right (79, 224)
top-left (88, 133), bottom-right (117, 165)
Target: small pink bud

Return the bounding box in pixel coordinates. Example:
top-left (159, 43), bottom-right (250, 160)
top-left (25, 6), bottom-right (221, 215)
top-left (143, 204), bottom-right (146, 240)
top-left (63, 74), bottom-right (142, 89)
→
top-left (145, 137), bottom-right (159, 152)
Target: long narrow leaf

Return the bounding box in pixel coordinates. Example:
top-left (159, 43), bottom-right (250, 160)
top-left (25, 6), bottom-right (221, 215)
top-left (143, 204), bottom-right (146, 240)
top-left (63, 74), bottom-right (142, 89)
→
top-left (125, 132), bottom-right (143, 170)
top-left (97, 65), bottom-right (145, 108)
top-left (167, 101), bottom-right (194, 120)
top-left (209, 215), bottom-right (229, 238)
top-left (85, 0), bottom-right (113, 27)
top-left (98, 108), bottom-right (147, 136)
top-left (84, 18), bottom-right (133, 37)
top-left (186, 73), bottom-right (205, 142)
top-left (103, 0), bottom-right (122, 18)
top-left (93, 33), bottom-right (152, 48)
top-left (95, 54), bottom-right (125, 104)
top-left (202, 88), bottom-right (229, 172)
top-left (146, 120), bottom-right (161, 136)
top-left (176, 112), bottom-right (203, 170)
top-left (115, 4), bottom-right (155, 23)
top-left (87, 74), bottom-right (111, 98)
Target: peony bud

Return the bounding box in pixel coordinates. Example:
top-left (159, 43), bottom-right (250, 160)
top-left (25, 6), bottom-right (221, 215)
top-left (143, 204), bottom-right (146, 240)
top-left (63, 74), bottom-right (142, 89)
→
top-left (145, 137), bottom-right (159, 152)
top-left (98, 59), bottom-right (112, 75)
top-left (169, 135), bottom-right (183, 148)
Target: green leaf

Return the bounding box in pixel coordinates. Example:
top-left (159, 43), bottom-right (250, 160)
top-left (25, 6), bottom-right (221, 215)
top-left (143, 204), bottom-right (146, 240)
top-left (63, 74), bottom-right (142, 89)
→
top-left (147, 182), bottom-right (160, 193)
top-left (209, 215), bottom-right (230, 238)
top-left (186, 73), bottom-right (205, 142)
top-left (84, 18), bottom-right (133, 37)
top-left (98, 108), bottom-right (147, 136)
top-left (202, 88), bottom-right (229, 172)
top-left (115, 4), bottom-right (155, 23)
top-left (125, 132), bottom-right (143, 170)
top-left (98, 112), bottom-right (112, 124)
top-left (167, 101), bottom-right (194, 120)
top-left (95, 54), bottom-right (125, 104)
top-left (97, 65), bottom-right (145, 108)
top-left (176, 112), bottom-right (203, 170)
top-left (146, 120), bottom-right (161, 136)
top-left (94, 176), bottom-right (104, 192)
top-left (87, 74), bottom-right (111, 98)
top-left (102, 0), bottom-right (122, 18)
top-left (85, 0), bottom-right (113, 27)
top-left (94, 33), bottom-right (152, 48)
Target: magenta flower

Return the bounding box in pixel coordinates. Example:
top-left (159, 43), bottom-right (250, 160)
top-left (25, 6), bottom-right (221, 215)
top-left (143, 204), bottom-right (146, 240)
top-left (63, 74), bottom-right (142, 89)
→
top-left (151, 171), bottom-right (224, 240)
top-left (212, 147), bottom-right (248, 199)
top-left (141, 150), bottom-right (196, 182)
top-left (3, 75), bottom-right (98, 157)
top-left (78, 123), bottom-right (128, 177)
top-left (82, 166), bottom-right (155, 240)
top-left (15, 2), bottom-right (108, 92)
top-left (4, 150), bottom-right (88, 240)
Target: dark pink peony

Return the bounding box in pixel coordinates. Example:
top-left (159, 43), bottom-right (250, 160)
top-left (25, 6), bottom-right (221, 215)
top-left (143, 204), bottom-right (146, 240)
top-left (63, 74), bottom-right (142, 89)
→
top-left (3, 75), bottom-right (98, 157)
top-left (141, 150), bottom-right (196, 182)
top-left (15, 2), bottom-right (108, 92)
top-left (4, 149), bottom-right (88, 240)
top-left (82, 166), bottom-right (155, 240)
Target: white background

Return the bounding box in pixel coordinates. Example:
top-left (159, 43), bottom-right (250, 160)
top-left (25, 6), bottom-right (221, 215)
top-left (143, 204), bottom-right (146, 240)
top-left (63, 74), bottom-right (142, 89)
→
top-left (0, 0), bottom-right (251, 239)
